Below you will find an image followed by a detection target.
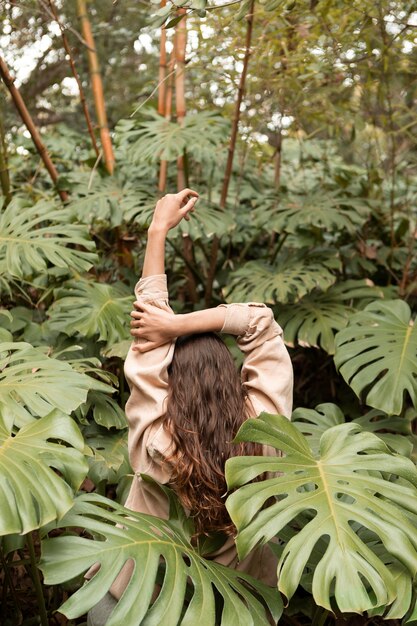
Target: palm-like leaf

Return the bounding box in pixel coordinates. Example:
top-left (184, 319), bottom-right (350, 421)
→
top-left (0, 198), bottom-right (96, 279)
top-left (40, 490), bottom-right (282, 626)
top-left (117, 110), bottom-right (228, 163)
top-left (48, 280), bottom-right (132, 348)
top-left (260, 191), bottom-right (370, 235)
top-left (84, 425), bottom-right (129, 485)
top-left (225, 413), bottom-right (417, 613)
top-left (0, 410), bottom-right (87, 535)
top-left (177, 200), bottom-right (235, 240)
top-left (292, 403), bottom-right (416, 457)
top-left (334, 299), bottom-right (417, 414)
top-left (224, 252), bottom-right (340, 305)
top-left (279, 280), bottom-right (386, 353)
top-left (66, 174), bottom-right (155, 228)
top-left (0, 342), bottom-right (93, 427)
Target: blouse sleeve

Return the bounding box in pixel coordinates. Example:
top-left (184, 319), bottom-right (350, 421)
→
top-left (123, 274), bottom-right (175, 484)
top-left (219, 303), bottom-right (293, 418)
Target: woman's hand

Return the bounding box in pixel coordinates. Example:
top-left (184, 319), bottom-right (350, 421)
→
top-left (150, 188), bottom-right (199, 233)
top-left (130, 302), bottom-right (182, 352)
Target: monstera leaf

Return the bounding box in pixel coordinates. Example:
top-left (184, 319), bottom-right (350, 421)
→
top-left (260, 191), bottom-right (370, 236)
top-left (279, 280), bottom-right (386, 353)
top-left (225, 413), bottom-right (417, 614)
top-left (0, 342), bottom-right (93, 427)
top-left (48, 279), bottom-right (132, 348)
top-left (66, 174), bottom-right (154, 228)
top-left (117, 110), bottom-right (228, 164)
top-left (334, 299), bottom-right (417, 414)
top-left (177, 200), bottom-right (235, 240)
top-left (84, 425), bottom-right (129, 485)
top-left (40, 490), bottom-right (282, 626)
top-left (225, 252), bottom-right (340, 305)
top-left (0, 410), bottom-right (87, 535)
top-left (292, 403), bottom-right (416, 457)
top-left (0, 198), bottom-right (96, 279)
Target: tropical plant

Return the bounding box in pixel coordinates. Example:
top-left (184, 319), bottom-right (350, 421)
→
top-left (334, 300), bottom-right (417, 415)
top-left (40, 487), bottom-right (283, 626)
top-left (0, 410), bottom-right (87, 535)
top-left (0, 197), bottom-right (96, 287)
top-left (226, 413), bottom-right (417, 616)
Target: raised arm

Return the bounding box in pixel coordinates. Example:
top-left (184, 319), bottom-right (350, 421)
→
top-left (124, 189), bottom-right (198, 479)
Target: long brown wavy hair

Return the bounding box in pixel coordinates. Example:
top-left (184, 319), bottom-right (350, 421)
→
top-left (163, 332), bottom-right (263, 536)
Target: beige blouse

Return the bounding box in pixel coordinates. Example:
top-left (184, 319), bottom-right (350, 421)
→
top-left (110, 274), bottom-right (293, 598)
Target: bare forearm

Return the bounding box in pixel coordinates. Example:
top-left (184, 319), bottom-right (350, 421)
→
top-left (175, 308), bottom-right (226, 336)
top-left (141, 226), bottom-right (168, 278)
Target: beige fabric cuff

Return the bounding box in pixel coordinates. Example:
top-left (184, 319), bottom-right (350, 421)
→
top-left (218, 303), bottom-right (252, 336)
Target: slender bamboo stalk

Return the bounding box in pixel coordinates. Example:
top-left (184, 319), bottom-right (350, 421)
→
top-left (173, 9), bottom-right (197, 302)
top-left (158, 0), bottom-right (167, 116)
top-left (175, 8), bottom-right (187, 191)
top-left (0, 56), bottom-right (68, 202)
top-left (0, 103), bottom-right (11, 205)
top-left (158, 47), bottom-right (175, 192)
top-left (205, 0), bottom-right (256, 305)
top-left (47, 0), bottom-right (100, 157)
top-left (26, 532), bottom-right (48, 626)
top-left (77, 0), bottom-right (115, 174)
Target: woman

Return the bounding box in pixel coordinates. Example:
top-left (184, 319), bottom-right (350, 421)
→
top-left (87, 189), bottom-right (293, 624)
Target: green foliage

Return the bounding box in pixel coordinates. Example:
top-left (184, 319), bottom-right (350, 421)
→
top-left (292, 403), bottom-right (417, 458)
top-left (334, 300), bottom-right (417, 415)
top-left (0, 342), bottom-right (93, 427)
top-left (40, 490), bottom-right (282, 626)
top-left (225, 252), bottom-right (340, 305)
top-left (84, 425), bottom-right (129, 485)
top-left (226, 413), bottom-right (417, 614)
top-left (117, 110), bottom-right (228, 164)
top-left (0, 198), bottom-right (96, 284)
top-left (279, 280), bottom-right (388, 353)
top-left (0, 410), bottom-right (87, 535)
top-left (263, 191), bottom-right (371, 236)
top-left (48, 279), bottom-right (133, 349)
top-left (65, 172), bottom-right (155, 228)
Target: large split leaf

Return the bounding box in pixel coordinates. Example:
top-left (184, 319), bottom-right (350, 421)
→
top-left (0, 410), bottom-right (87, 535)
top-left (334, 299), bottom-right (417, 414)
top-left (40, 491), bottom-right (282, 626)
top-left (292, 403), bottom-right (416, 458)
top-left (0, 342), bottom-right (92, 427)
top-left (48, 279), bottom-right (132, 348)
top-left (225, 413), bottom-right (417, 614)
top-left (66, 174), bottom-right (154, 228)
top-left (117, 110), bottom-right (228, 164)
top-left (225, 252), bottom-right (340, 305)
top-left (262, 191), bottom-right (370, 236)
top-left (279, 280), bottom-right (386, 353)
top-left (0, 198), bottom-right (96, 279)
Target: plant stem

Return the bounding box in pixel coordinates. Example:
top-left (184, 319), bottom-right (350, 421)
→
top-left (77, 0), bottom-right (115, 174)
top-left (0, 103), bottom-right (11, 205)
top-left (0, 545), bottom-right (21, 619)
top-left (46, 0), bottom-right (100, 158)
top-left (0, 56), bottom-right (68, 202)
top-left (26, 532), bottom-right (48, 626)
top-left (205, 0), bottom-right (256, 305)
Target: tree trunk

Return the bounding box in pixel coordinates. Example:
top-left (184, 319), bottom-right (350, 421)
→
top-left (77, 0), bottom-right (115, 174)
top-left (0, 56), bottom-right (68, 202)
top-left (48, 0), bottom-right (100, 158)
top-left (205, 0), bottom-right (256, 305)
